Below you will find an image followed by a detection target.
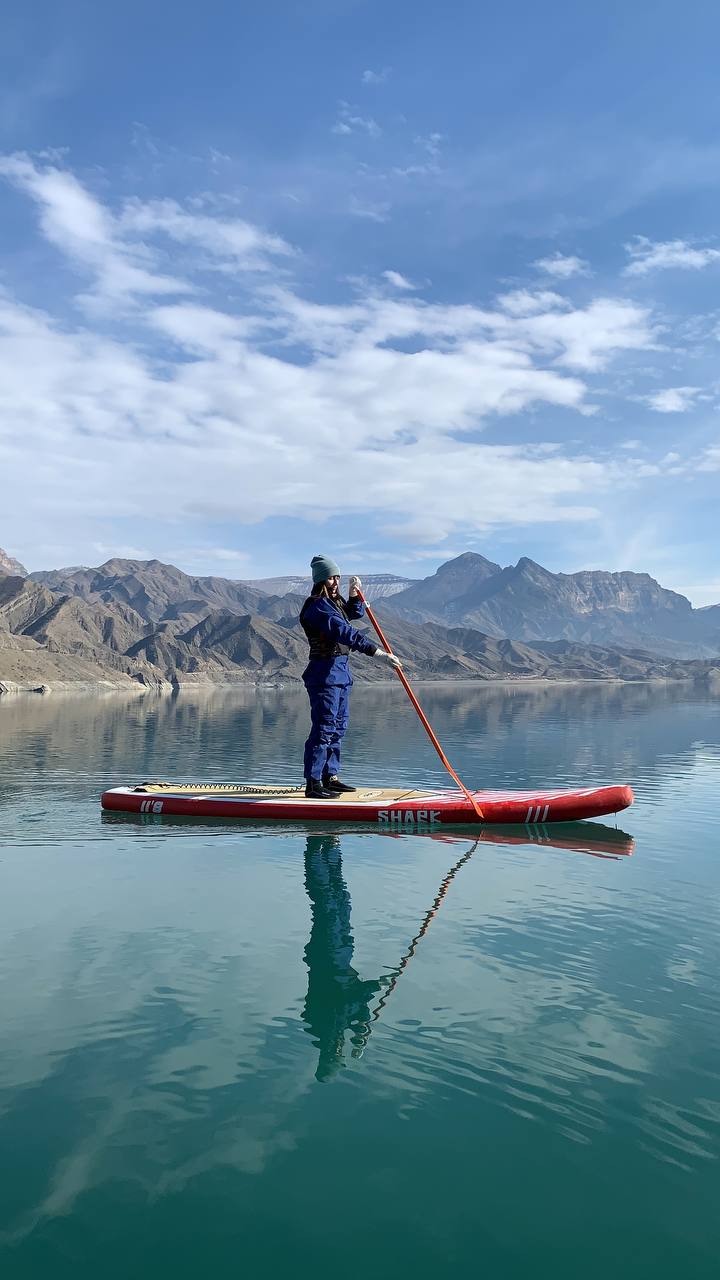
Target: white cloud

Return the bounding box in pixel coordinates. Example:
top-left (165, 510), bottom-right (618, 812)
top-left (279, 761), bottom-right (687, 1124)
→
top-left (119, 197), bottom-right (293, 271)
top-left (0, 152), bottom-right (186, 303)
top-left (533, 252), bottom-right (590, 279)
top-left (0, 154), bottom-right (291, 309)
top-left (393, 163), bottom-right (436, 179)
top-left (0, 157), bottom-right (668, 561)
top-left (263, 286), bottom-right (655, 372)
top-left (491, 296), bottom-right (656, 370)
top-left (393, 133), bottom-right (445, 181)
top-left (332, 103), bottom-right (381, 137)
top-left (149, 303), bottom-right (265, 353)
top-left (203, 548), bottom-right (252, 563)
top-left (361, 68), bottom-right (390, 85)
top-left (91, 541), bottom-right (153, 560)
top-left (408, 547), bottom-right (463, 560)
top-left (697, 446), bottom-right (720, 472)
top-left (382, 270), bottom-right (415, 290)
top-left (347, 196), bottom-right (390, 222)
top-left (381, 516), bottom-right (455, 544)
top-left (90, 541), bottom-right (250, 570)
top-left (624, 236), bottom-right (720, 276)
top-left (416, 132), bottom-right (443, 158)
top-left (0, 287), bottom-right (656, 552)
top-left (497, 289), bottom-right (568, 317)
top-left (641, 386), bottom-right (701, 413)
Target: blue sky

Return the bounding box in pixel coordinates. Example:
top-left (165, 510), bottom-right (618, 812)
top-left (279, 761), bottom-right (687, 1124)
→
top-left (1, 0), bottom-right (719, 601)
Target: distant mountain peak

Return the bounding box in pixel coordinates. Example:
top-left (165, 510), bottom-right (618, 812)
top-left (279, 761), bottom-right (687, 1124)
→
top-left (382, 551), bottom-right (719, 656)
top-left (0, 547), bottom-right (28, 577)
top-left (438, 551), bottom-right (502, 573)
top-left (98, 557), bottom-right (162, 574)
top-left (514, 556), bottom-right (556, 580)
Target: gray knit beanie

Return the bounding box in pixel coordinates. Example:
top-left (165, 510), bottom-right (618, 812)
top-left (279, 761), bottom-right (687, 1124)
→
top-left (311, 554), bottom-right (341, 585)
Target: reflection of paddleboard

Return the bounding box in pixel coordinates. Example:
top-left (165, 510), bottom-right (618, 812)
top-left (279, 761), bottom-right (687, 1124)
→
top-left (103, 809), bottom-right (635, 859)
top-left (477, 822), bottom-right (634, 859)
top-left (101, 781), bottom-right (633, 825)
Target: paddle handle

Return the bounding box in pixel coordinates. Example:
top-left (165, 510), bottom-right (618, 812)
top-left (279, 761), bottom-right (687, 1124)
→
top-left (357, 591), bottom-right (484, 821)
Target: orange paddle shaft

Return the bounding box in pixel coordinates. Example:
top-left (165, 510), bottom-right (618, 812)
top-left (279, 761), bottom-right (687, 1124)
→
top-left (357, 591), bottom-right (484, 821)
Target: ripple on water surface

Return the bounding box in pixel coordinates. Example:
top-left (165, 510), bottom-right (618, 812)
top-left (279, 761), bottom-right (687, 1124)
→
top-left (1, 684), bottom-right (720, 1274)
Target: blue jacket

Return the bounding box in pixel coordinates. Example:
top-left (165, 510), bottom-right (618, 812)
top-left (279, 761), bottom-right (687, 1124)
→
top-left (300, 594), bottom-right (377, 687)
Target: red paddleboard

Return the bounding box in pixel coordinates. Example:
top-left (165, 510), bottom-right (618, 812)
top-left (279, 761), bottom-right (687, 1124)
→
top-left (101, 781), bottom-right (633, 826)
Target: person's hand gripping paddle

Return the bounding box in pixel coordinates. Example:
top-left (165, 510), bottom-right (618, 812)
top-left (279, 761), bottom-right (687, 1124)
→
top-left (352, 581), bottom-right (484, 822)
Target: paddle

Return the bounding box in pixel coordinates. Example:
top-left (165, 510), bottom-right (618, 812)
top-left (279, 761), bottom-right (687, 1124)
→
top-left (352, 837), bottom-right (481, 1057)
top-left (356, 590), bottom-right (484, 821)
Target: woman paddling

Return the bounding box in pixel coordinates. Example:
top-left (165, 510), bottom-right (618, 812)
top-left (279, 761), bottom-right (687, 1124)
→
top-left (300, 555), bottom-right (402, 799)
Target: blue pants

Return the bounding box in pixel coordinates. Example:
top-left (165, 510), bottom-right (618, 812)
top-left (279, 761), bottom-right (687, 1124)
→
top-left (303, 682), bottom-right (350, 781)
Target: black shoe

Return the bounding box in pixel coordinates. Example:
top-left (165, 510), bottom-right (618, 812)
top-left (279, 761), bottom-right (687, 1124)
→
top-left (324, 776), bottom-right (357, 793)
top-left (305, 779), bottom-right (337, 799)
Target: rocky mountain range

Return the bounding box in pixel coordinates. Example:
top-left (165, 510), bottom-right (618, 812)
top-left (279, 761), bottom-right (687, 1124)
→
top-left (1, 546), bottom-right (719, 692)
top-left (245, 572), bottom-right (413, 601)
top-left (380, 553), bottom-right (720, 658)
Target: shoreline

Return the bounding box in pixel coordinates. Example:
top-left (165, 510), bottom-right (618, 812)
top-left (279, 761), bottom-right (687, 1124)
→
top-left (1, 673), bottom-right (714, 698)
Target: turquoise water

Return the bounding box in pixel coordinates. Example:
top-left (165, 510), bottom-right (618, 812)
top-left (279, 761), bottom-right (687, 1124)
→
top-left (1, 682), bottom-right (719, 1278)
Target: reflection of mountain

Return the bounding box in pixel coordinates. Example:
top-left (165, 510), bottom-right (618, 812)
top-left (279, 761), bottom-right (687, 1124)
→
top-left (302, 837), bottom-right (381, 1081)
top-left (0, 922), bottom-right (316, 1246)
top-left (0, 814), bottom-right (642, 1255)
top-left (1, 683), bottom-right (718, 814)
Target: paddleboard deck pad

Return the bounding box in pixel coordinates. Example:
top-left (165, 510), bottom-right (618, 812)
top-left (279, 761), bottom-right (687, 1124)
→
top-left (101, 781), bottom-right (634, 826)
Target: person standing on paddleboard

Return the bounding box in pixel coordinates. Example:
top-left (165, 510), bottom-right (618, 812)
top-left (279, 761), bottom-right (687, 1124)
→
top-left (300, 555), bottom-right (402, 799)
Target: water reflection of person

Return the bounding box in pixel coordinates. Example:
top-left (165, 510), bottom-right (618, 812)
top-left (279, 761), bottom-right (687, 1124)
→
top-left (302, 835), bottom-right (382, 1082)
top-left (301, 825), bottom-right (630, 1083)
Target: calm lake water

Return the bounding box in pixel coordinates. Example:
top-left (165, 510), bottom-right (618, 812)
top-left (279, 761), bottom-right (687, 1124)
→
top-left (1, 681), bottom-right (719, 1278)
